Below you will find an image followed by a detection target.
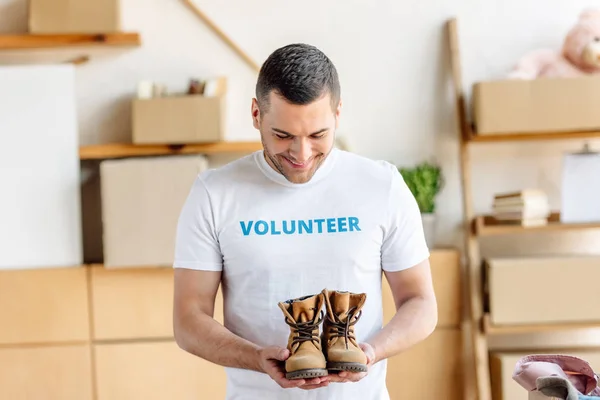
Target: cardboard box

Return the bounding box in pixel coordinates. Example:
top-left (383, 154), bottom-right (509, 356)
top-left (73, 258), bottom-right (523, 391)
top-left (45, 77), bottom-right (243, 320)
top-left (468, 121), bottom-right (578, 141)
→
top-left (429, 249), bottom-right (462, 328)
top-left (132, 77), bottom-right (228, 145)
top-left (29, 0), bottom-right (120, 34)
top-left (0, 344), bottom-right (93, 400)
top-left (385, 329), bottom-right (463, 400)
top-left (0, 268), bottom-right (89, 345)
top-left (95, 341), bottom-right (226, 400)
top-left (491, 350), bottom-right (600, 400)
top-left (486, 256), bottom-right (600, 326)
top-left (132, 95), bottom-right (225, 144)
top-left (100, 155), bottom-right (208, 268)
top-left (383, 249), bottom-right (461, 328)
top-left (472, 76), bottom-right (600, 135)
top-left (382, 250), bottom-right (463, 399)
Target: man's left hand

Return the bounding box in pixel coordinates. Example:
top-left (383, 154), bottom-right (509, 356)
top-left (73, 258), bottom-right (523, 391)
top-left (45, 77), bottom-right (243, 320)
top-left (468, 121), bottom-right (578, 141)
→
top-left (328, 342), bottom-right (376, 383)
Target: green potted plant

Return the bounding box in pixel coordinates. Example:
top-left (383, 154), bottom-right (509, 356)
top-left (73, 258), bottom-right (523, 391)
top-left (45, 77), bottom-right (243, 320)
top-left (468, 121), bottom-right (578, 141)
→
top-left (398, 161), bottom-right (443, 247)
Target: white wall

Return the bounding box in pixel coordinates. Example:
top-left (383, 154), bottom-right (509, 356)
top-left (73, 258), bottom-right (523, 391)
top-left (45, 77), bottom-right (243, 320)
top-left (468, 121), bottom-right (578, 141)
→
top-left (2, 0), bottom-right (600, 257)
top-left (0, 64), bottom-right (82, 270)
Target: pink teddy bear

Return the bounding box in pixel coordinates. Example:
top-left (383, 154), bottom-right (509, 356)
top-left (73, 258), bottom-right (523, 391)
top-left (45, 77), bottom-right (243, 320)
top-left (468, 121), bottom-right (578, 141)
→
top-left (508, 8), bottom-right (600, 79)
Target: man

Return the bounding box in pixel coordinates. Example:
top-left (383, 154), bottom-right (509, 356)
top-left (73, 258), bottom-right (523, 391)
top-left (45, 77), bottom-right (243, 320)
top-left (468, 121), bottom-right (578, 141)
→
top-left (173, 43), bottom-right (437, 399)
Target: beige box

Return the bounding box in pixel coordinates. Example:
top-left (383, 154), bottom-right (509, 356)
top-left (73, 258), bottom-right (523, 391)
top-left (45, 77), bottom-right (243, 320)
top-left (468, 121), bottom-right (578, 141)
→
top-left (0, 344), bottom-right (93, 400)
top-left (29, 0), bottom-right (120, 33)
top-left (91, 266), bottom-right (223, 340)
top-left (0, 267), bottom-right (90, 345)
top-left (486, 256), bottom-right (600, 326)
top-left (95, 341), bottom-right (226, 400)
top-left (383, 249), bottom-right (462, 328)
top-left (132, 94), bottom-right (226, 145)
top-left (472, 76), bottom-right (600, 135)
top-left (90, 266), bottom-right (175, 340)
top-left (100, 155), bottom-right (208, 268)
top-left (430, 249), bottom-right (462, 328)
top-left (385, 329), bottom-right (463, 400)
top-left (491, 350), bottom-right (600, 400)
top-left (382, 249), bottom-right (463, 399)
top-left (91, 266), bottom-right (224, 340)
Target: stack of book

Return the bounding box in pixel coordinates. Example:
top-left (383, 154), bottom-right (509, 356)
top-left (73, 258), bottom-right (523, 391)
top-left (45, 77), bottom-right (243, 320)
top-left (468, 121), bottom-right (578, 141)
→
top-left (492, 189), bottom-right (551, 226)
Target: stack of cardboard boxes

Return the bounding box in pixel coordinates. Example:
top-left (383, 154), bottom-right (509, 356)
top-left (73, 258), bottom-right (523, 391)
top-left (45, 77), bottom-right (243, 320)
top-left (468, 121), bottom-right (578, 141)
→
top-left (0, 249), bottom-right (463, 399)
top-left (99, 76), bottom-right (228, 268)
top-left (28, 0), bottom-right (121, 33)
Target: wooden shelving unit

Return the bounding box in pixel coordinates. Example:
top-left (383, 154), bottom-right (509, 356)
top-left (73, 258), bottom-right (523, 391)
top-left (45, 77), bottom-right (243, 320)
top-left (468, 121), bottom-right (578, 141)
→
top-left (0, 33), bottom-right (141, 50)
top-left (446, 18), bottom-right (600, 400)
top-left (0, 32), bottom-right (141, 65)
top-left (482, 314), bottom-right (600, 336)
top-left (468, 129), bottom-right (600, 143)
top-left (473, 212), bottom-right (600, 236)
top-left (79, 141), bottom-right (263, 160)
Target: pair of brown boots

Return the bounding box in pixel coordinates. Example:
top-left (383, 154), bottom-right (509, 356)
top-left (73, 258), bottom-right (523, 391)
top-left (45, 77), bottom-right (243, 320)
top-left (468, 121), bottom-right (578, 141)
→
top-left (277, 289), bottom-right (368, 380)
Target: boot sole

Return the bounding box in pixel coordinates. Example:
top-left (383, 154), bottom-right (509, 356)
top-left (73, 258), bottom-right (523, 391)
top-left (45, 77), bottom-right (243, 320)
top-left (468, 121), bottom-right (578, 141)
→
top-left (327, 362), bottom-right (368, 373)
top-left (286, 368), bottom-right (328, 380)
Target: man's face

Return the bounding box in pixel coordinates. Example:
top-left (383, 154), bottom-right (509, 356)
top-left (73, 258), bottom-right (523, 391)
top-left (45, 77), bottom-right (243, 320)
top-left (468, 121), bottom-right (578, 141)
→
top-left (252, 91), bottom-right (341, 184)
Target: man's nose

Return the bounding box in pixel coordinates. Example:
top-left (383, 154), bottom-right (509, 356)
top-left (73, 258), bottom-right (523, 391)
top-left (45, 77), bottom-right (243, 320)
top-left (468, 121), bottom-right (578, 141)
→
top-left (289, 137), bottom-right (311, 162)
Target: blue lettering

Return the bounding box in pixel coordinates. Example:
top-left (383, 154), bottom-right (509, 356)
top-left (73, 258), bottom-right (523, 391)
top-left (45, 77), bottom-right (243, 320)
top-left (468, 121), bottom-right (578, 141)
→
top-left (349, 217), bottom-right (361, 231)
top-left (315, 219), bottom-right (325, 233)
top-left (299, 220), bottom-right (312, 234)
top-left (270, 220), bottom-right (281, 235)
top-left (282, 220), bottom-right (296, 234)
top-left (240, 221), bottom-right (253, 236)
top-left (337, 217), bottom-right (348, 232)
top-left (254, 220), bottom-right (268, 235)
top-left (326, 218), bottom-right (336, 233)
top-left (239, 217), bottom-right (360, 236)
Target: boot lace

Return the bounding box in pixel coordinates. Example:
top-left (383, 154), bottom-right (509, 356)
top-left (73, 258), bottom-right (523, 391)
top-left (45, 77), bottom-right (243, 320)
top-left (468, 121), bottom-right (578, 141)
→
top-left (327, 306), bottom-right (362, 349)
top-left (284, 310), bottom-right (324, 347)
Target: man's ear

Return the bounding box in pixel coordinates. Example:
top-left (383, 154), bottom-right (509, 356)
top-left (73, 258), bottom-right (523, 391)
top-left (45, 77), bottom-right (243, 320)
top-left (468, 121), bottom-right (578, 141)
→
top-left (335, 99), bottom-right (342, 129)
top-left (251, 98), bottom-right (261, 130)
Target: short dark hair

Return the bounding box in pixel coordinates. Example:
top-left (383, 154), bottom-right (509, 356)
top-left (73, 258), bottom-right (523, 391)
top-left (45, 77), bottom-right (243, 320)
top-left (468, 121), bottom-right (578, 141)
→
top-left (255, 43), bottom-right (340, 113)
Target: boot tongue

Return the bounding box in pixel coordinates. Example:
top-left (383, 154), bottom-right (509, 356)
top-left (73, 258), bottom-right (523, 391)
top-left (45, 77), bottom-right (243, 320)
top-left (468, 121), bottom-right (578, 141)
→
top-left (332, 292), bottom-right (350, 321)
top-left (291, 295), bottom-right (317, 323)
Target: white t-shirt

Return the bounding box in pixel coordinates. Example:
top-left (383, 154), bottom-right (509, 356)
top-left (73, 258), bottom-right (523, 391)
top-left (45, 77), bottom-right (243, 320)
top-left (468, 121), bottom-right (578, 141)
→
top-left (173, 147), bottom-right (430, 400)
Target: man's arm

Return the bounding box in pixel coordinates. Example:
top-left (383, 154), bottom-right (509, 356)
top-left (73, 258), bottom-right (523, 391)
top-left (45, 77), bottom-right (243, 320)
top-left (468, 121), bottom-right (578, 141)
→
top-left (367, 258), bottom-right (438, 364)
top-left (173, 268), bottom-right (263, 371)
top-left (173, 268), bottom-right (324, 389)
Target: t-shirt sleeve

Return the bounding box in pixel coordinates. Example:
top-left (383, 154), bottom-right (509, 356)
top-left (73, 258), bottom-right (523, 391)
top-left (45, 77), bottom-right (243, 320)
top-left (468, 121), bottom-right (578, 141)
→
top-left (173, 175), bottom-right (223, 271)
top-left (381, 163), bottom-right (430, 272)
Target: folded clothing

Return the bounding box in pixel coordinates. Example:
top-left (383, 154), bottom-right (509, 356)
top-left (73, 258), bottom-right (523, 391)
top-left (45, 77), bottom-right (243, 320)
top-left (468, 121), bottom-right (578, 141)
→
top-left (512, 354), bottom-right (600, 397)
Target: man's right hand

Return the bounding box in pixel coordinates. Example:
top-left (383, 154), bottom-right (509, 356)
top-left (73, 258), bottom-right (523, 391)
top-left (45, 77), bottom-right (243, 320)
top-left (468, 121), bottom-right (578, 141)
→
top-left (258, 346), bottom-right (329, 390)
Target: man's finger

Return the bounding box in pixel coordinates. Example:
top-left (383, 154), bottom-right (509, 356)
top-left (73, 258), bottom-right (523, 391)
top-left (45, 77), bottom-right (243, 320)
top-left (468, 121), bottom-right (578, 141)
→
top-left (278, 378), bottom-right (306, 388)
top-left (345, 372), bottom-right (366, 382)
top-left (305, 377), bottom-right (326, 385)
top-left (338, 371), bottom-right (361, 380)
top-left (327, 372), bottom-right (349, 383)
top-left (265, 347), bottom-right (289, 362)
top-left (300, 382), bottom-right (329, 390)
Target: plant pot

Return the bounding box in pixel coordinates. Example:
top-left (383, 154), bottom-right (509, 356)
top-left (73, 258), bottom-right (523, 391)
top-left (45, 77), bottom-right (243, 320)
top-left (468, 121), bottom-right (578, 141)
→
top-left (421, 213), bottom-right (436, 248)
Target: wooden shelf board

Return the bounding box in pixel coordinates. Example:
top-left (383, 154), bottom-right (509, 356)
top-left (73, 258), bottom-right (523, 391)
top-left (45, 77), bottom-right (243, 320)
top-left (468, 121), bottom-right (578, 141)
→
top-left (79, 141), bottom-right (263, 160)
top-left (473, 212), bottom-right (600, 236)
top-left (483, 314), bottom-right (600, 335)
top-left (0, 33), bottom-right (141, 50)
top-left (468, 129), bottom-right (600, 143)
